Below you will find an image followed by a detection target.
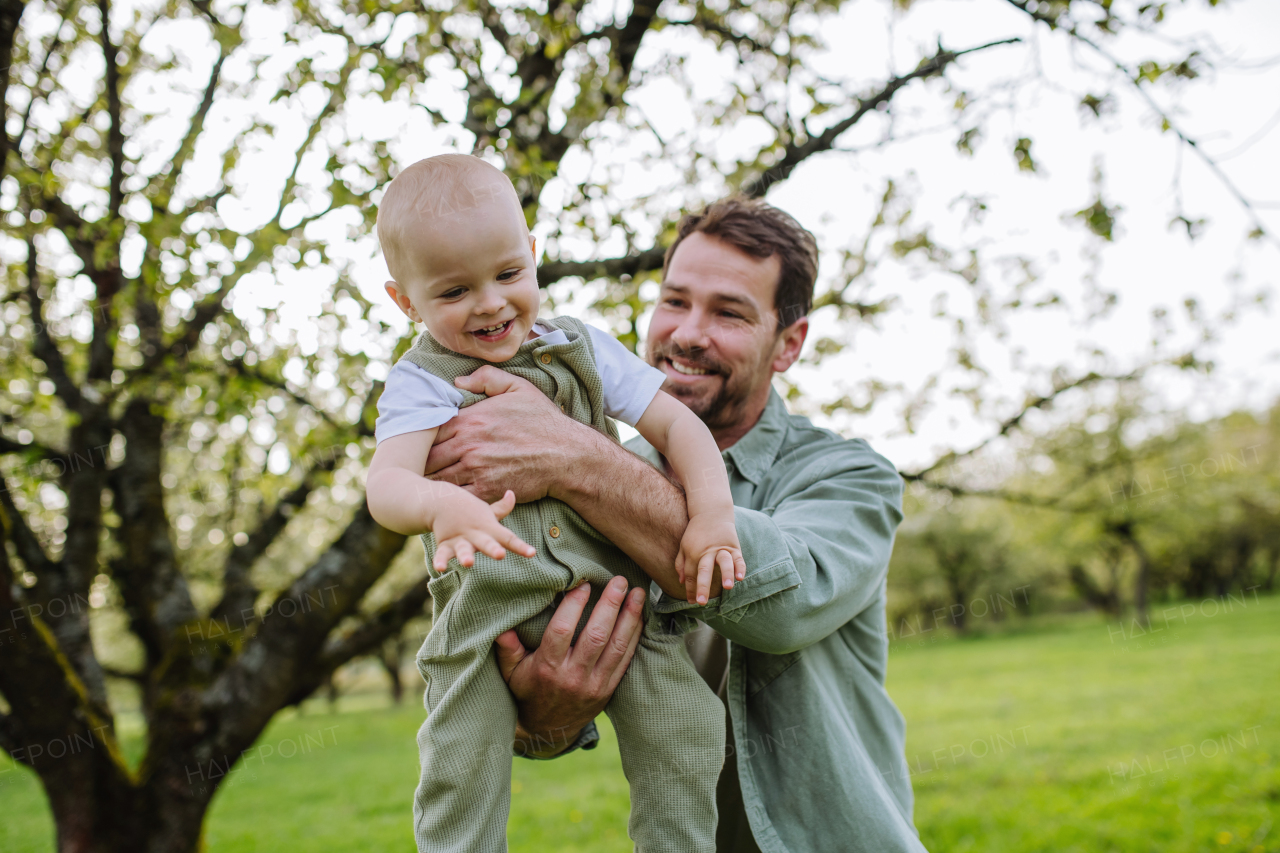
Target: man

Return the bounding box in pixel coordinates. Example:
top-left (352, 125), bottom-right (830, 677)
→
top-left (424, 197), bottom-right (926, 852)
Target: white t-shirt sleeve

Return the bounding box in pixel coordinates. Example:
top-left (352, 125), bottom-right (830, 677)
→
top-left (374, 361), bottom-right (466, 444)
top-left (584, 324), bottom-right (668, 427)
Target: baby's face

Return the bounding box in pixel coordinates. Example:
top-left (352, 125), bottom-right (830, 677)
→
top-left (385, 186), bottom-right (539, 363)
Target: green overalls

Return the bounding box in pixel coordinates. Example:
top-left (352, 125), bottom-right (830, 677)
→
top-left (405, 316), bottom-right (724, 853)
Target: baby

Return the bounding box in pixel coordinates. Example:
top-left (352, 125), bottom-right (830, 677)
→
top-left (366, 154), bottom-right (744, 853)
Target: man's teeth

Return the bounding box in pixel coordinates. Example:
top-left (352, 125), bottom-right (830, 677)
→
top-left (475, 321), bottom-right (508, 334)
top-left (670, 359), bottom-right (709, 376)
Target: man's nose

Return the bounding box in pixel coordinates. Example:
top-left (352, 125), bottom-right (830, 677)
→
top-left (669, 309), bottom-right (711, 351)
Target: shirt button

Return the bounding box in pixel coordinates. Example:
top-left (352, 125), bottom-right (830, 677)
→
top-left (549, 526), bottom-right (560, 538)
top-left (540, 353), bottom-right (552, 364)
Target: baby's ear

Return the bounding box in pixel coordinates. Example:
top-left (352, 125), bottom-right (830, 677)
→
top-left (384, 281), bottom-right (421, 322)
top-left (528, 234), bottom-right (537, 258)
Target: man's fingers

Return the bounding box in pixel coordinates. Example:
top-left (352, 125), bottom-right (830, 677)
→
top-left (574, 576), bottom-right (629, 671)
top-left (455, 365), bottom-right (529, 398)
top-left (539, 583), bottom-right (592, 662)
top-left (717, 549), bottom-right (736, 590)
top-left (494, 629), bottom-right (529, 684)
top-left (600, 587), bottom-right (646, 697)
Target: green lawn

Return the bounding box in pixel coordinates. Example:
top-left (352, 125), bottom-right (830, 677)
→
top-left (2, 595), bottom-right (1276, 852)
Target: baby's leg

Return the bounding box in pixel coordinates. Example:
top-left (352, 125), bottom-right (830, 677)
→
top-left (606, 621), bottom-right (725, 853)
top-left (413, 649), bottom-right (517, 853)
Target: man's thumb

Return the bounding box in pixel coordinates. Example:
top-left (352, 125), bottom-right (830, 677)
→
top-left (494, 629), bottom-right (528, 683)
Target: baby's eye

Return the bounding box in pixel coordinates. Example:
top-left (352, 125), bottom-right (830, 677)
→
top-left (497, 269), bottom-right (520, 282)
top-left (439, 287), bottom-right (466, 299)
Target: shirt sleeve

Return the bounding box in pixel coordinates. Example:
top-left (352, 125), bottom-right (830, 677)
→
top-left (650, 438), bottom-right (905, 656)
top-left (374, 361), bottom-right (465, 444)
top-left (584, 324), bottom-right (668, 427)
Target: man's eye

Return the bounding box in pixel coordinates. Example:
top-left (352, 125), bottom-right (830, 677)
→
top-left (719, 311), bottom-right (742, 319)
top-left (664, 299), bottom-right (685, 308)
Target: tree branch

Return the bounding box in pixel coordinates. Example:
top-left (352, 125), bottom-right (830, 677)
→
top-left (97, 0), bottom-right (124, 218)
top-left (1004, 0), bottom-right (1276, 247)
top-left (741, 37), bottom-right (1022, 199)
top-left (903, 367), bottom-right (1144, 482)
top-left (537, 245), bottom-right (668, 289)
top-left (0, 0), bottom-right (30, 185)
top-left (23, 239), bottom-right (83, 410)
top-left (290, 573), bottom-right (432, 703)
top-left (152, 46), bottom-right (226, 210)
top-left (106, 398), bottom-right (198, 668)
top-left (209, 447), bottom-right (344, 628)
top-left (205, 506), bottom-right (407, 757)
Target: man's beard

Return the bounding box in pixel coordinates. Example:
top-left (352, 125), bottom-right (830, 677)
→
top-left (648, 343), bottom-right (761, 431)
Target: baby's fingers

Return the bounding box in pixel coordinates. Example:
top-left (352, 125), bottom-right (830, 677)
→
top-left (488, 490), bottom-right (517, 520)
top-left (716, 549), bottom-right (736, 590)
top-left (433, 541), bottom-right (456, 572)
top-left (734, 551), bottom-right (747, 582)
top-left (497, 527), bottom-right (536, 559)
top-left (675, 550), bottom-right (686, 585)
top-left (470, 532), bottom-right (507, 562)
top-left (453, 539), bottom-right (476, 567)
top-left (695, 551), bottom-right (716, 605)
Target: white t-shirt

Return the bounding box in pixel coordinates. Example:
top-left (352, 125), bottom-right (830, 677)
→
top-left (374, 320), bottom-right (667, 445)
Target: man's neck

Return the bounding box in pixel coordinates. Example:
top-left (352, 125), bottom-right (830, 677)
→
top-left (709, 385), bottom-right (771, 451)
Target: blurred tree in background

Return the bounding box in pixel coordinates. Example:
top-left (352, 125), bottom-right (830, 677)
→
top-left (0, 0), bottom-right (1272, 849)
top-left (889, 396), bottom-right (1279, 634)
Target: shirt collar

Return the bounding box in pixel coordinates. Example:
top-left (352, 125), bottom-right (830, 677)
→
top-left (722, 388), bottom-right (790, 486)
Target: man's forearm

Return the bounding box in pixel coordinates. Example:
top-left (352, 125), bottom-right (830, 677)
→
top-left (551, 426), bottom-right (689, 598)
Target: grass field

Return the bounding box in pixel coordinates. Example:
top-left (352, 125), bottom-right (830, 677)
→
top-left (2, 594), bottom-right (1276, 852)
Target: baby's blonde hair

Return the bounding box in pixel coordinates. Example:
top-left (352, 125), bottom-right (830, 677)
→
top-left (376, 154), bottom-right (522, 281)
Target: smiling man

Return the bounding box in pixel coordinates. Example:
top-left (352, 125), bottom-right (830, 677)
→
top-left (423, 197), bottom-right (926, 852)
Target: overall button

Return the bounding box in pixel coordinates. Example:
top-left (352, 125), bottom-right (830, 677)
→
top-left (559, 403), bottom-right (566, 413)
top-left (540, 353), bottom-right (552, 364)
top-left (548, 526), bottom-right (561, 538)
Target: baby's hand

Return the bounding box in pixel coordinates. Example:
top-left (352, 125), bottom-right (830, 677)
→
top-left (432, 490), bottom-right (536, 572)
top-left (675, 510), bottom-right (747, 605)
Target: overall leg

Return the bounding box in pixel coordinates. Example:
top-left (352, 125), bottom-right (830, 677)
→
top-left (413, 649), bottom-right (518, 853)
top-left (606, 625), bottom-right (725, 853)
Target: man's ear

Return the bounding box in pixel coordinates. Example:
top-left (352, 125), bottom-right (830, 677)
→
top-left (385, 281), bottom-right (422, 324)
top-left (771, 316), bottom-right (809, 374)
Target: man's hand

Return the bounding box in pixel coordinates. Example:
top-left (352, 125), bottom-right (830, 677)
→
top-left (495, 576), bottom-right (646, 758)
top-left (426, 366), bottom-right (589, 503)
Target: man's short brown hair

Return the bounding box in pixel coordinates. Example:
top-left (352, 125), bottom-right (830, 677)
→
top-left (663, 196), bottom-right (818, 331)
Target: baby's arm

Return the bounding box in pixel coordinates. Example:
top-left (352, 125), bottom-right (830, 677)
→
top-left (367, 430), bottom-right (535, 570)
top-left (635, 392), bottom-right (747, 604)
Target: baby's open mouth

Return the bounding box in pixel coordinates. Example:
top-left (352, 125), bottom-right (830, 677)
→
top-left (471, 319), bottom-right (513, 340)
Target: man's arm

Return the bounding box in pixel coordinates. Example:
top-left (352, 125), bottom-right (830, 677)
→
top-left (429, 366), bottom-right (702, 599)
top-left (652, 438), bottom-right (905, 656)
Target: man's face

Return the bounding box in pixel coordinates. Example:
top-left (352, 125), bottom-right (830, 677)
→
top-left (646, 231), bottom-right (805, 432)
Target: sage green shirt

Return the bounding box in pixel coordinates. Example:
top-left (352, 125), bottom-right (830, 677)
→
top-left (619, 388), bottom-right (924, 853)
